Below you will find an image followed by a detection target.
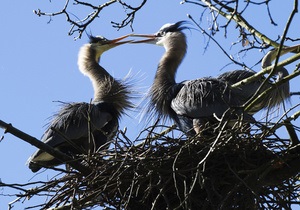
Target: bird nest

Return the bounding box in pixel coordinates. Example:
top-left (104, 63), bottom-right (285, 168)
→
top-left (3, 120), bottom-right (300, 210)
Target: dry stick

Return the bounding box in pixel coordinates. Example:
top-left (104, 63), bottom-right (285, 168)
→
top-left (232, 51), bottom-right (300, 88)
top-left (199, 1), bottom-right (300, 110)
top-left (8, 197), bottom-right (22, 210)
top-left (284, 119), bottom-right (299, 146)
top-left (245, 0), bottom-right (299, 111)
top-left (201, 0), bottom-right (280, 47)
top-left (0, 119), bottom-right (91, 176)
top-left (134, 124), bottom-right (177, 149)
top-left (260, 107), bottom-right (300, 143)
top-left (173, 121), bottom-right (230, 210)
top-left (187, 14), bottom-right (246, 68)
top-left (241, 52), bottom-right (300, 112)
top-left (290, 91), bottom-right (300, 96)
top-left (198, 1), bottom-right (300, 112)
top-left (34, 0), bottom-right (118, 39)
top-left (245, 68), bottom-right (300, 112)
top-left (246, 55), bottom-right (298, 112)
top-left (210, 0), bottom-right (300, 111)
top-left (258, 147), bottom-right (300, 186)
top-left (199, 0), bottom-right (300, 87)
top-left (285, 109), bottom-right (300, 146)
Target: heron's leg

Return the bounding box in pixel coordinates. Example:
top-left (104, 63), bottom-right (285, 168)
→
top-left (193, 119), bottom-right (203, 134)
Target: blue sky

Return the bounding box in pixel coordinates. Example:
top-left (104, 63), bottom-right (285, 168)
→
top-left (1, 0), bottom-right (300, 209)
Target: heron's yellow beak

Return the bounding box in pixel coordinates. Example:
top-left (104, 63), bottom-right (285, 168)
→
top-left (107, 34), bottom-right (134, 45)
top-left (129, 34), bottom-right (157, 44)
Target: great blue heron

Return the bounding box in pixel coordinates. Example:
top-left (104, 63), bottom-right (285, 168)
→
top-left (217, 47), bottom-right (292, 115)
top-left (27, 35), bottom-right (133, 172)
top-left (131, 21), bottom-right (291, 135)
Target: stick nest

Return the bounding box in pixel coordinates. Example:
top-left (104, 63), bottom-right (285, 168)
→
top-left (4, 121), bottom-right (300, 210)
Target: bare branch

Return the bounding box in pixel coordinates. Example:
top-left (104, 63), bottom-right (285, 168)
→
top-left (33, 0), bottom-right (148, 38)
top-left (232, 47), bottom-right (300, 89)
top-left (0, 119), bottom-right (91, 175)
top-left (197, 0), bottom-right (281, 47)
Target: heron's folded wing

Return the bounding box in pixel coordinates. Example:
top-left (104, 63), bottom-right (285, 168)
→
top-left (171, 78), bottom-right (237, 118)
top-left (41, 102), bottom-right (112, 147)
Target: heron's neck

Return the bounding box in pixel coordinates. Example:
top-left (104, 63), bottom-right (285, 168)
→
top-left (156, 44), bottom-right (186, 85)
top-left (78, 44), bottom-right (125, 106)
top-left (78, 44), bottom-right (114, 102)
top-left (150, 45), bottom-right (186, 116)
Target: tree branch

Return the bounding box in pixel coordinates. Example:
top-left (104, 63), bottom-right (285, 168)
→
top-left (0, 119), bottom-right (91, 175)
top-left (232, 49), bottom-right (300, 89)
top-left (245, 67), bottom-right (300, 112)
top-left (33, 0), bottom-right (148, 39)
top-left (200, 0), bottom-right (281, 47)
top-left (259, 145), bottom-right (300, 186)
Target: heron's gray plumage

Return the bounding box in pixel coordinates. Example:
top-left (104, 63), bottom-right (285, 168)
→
top-left (28, 35), bottom-right (133, 172)
top-left (171, 78), bottom-right (239, 118)
top-left (134, 22), bottom-right (241, 135)
top-left (132, 21), bottom-right (290, 136)
top-left (218, 49), bottom-right (290, 114)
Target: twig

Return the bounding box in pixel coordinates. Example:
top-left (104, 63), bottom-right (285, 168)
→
top-left (201, 0), bottom-right (280, 47)
top-left (0, 119), bottom-right (91, 175)
top-left (245, 68), bottom-right (300, 112)
top-left (232, 51), bottom-right (300, 89)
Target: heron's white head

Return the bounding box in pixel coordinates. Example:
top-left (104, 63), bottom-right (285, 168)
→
top-left (129, 21), bottom-right (189, 51)
top-left (77, 34), bottom-right (132, 76)
top-left (88, 35), bottom-right (132, 61)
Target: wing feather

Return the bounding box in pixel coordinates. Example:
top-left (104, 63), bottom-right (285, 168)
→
top-left (28, 102), bottom-right (116, 170)
top-left (171, 78), bottom-right (240, 118)
top-left (41, 102), bottom-right (113, 147)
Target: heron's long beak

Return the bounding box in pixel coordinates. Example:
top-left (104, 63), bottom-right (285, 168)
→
top-left (129, 34), bottom-right (157, 44)
top-left (108, 34), bottom-right (134, 45)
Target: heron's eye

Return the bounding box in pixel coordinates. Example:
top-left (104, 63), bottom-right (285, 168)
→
top-left (157, 30), bottom-right (166, 37)
top-left (98, 38), bottom-right (108, 43)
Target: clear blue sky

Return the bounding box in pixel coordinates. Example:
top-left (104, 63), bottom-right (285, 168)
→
top-left (1, 0), bottom-right (299, 209)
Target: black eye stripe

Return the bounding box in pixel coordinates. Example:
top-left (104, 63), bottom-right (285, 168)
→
top-left (159, 21), bottom-right (189, 34)
top-left (89, 36), bottom-right (109, 44)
